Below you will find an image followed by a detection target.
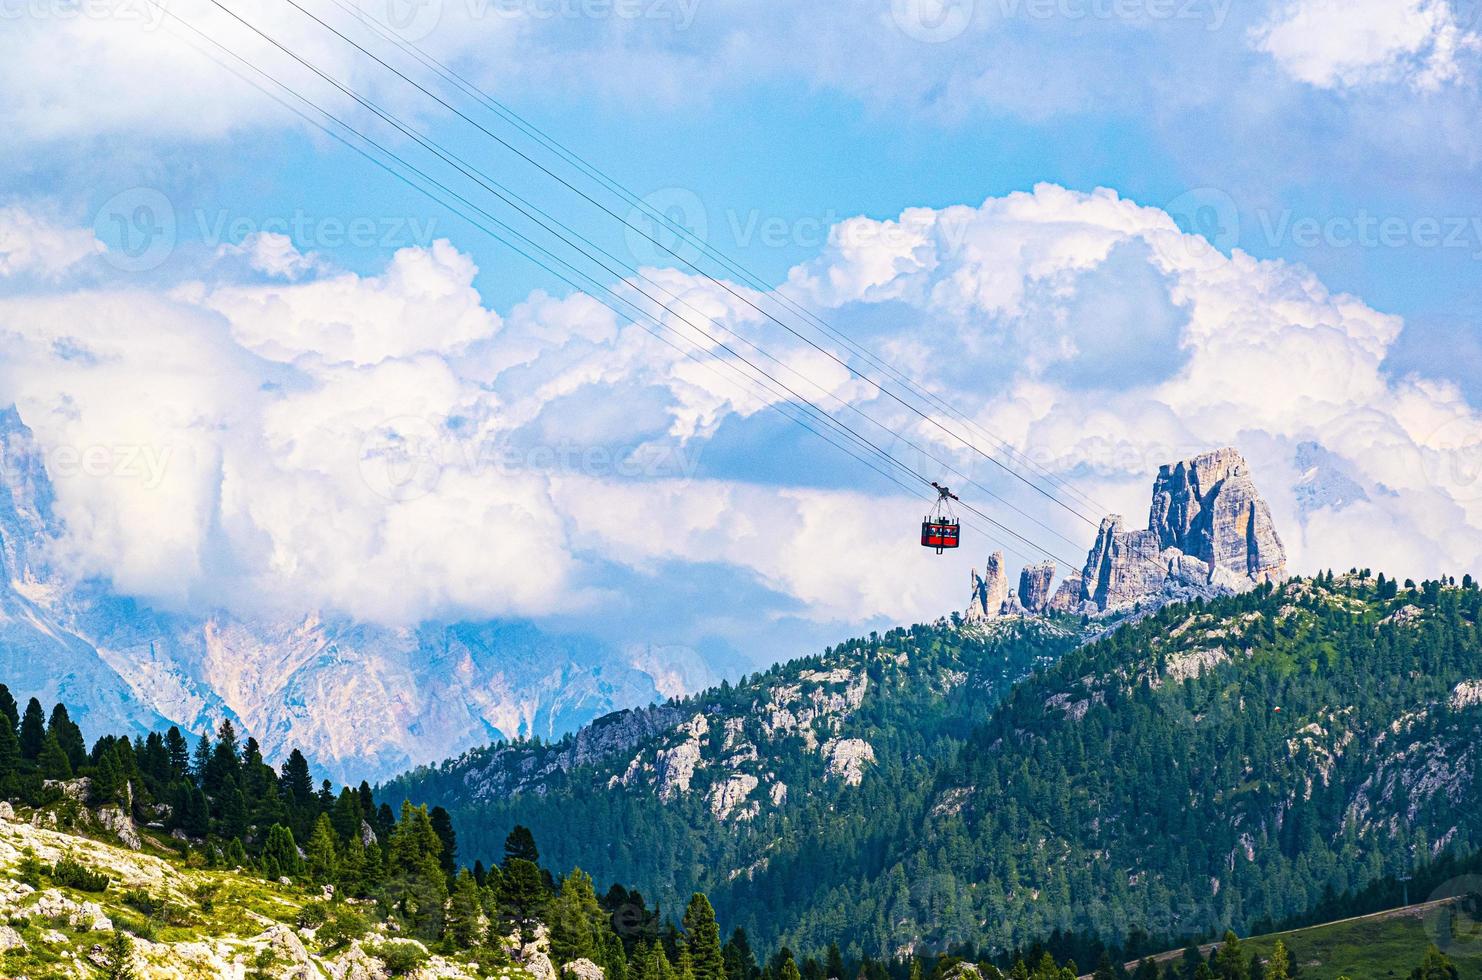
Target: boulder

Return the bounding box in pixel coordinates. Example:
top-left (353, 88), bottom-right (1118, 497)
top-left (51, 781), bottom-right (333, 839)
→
top-left (564, 958), bottom-right (606, 980)
top-left (258, 923), bottom-right (317, 979)
top-left (328, 940), bottom-right (389, 980)
top-left (527, 951), bottom-right (557, 980)
top-left (1047, 573), bottom-right (1088, 615)
top-left (96, 804), bottom-right (142, 850)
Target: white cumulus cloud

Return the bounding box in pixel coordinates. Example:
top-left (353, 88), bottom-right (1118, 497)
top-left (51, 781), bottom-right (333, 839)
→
top-left (1252, 0), bottom-right (1481, 91)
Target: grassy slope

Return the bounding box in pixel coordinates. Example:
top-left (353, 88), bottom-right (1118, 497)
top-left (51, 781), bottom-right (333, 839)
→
top-left (1118, 900), bottom-right (1482, 980)
top-left (1244, 900), bottom-right (1482, 980)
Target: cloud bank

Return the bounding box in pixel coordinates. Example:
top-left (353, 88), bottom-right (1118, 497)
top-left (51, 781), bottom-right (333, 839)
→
top-left (2, 185), bottom-right (1480, 660)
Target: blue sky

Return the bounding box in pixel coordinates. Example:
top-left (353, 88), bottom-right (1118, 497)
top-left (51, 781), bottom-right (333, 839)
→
top-left (2, 0), bottom-right (1482, 673)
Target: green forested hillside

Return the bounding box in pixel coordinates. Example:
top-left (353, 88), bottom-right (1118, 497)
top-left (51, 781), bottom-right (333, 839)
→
top-left (383, 620), bottom-right (1077, 937)
top-left (391, 575), bottom-right (1482, 964)
top-left (778, 574), bottom-right (1482, 956)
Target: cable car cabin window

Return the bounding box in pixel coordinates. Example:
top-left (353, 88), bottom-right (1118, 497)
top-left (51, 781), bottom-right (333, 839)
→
top-left (921, 520), bottom-right (960, 551)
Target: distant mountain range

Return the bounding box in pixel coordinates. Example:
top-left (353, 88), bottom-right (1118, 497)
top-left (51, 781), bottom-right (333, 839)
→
top-left (0, 406), bottom-right (677, 783)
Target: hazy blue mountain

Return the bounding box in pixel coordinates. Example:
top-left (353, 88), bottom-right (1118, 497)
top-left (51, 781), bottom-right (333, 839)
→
top-left (0, 406), bottom-right (669, 783)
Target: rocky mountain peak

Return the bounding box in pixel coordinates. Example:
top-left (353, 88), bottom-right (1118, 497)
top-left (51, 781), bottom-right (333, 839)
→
top-left (0, 405), bottom-right (58, 583)
top-left (966, 447), bottom-right (1287, 622)
top-left (1148, 447), bottom-right (1286, 582)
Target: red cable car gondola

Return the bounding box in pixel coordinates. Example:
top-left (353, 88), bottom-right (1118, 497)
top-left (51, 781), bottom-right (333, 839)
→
top-left (921, 482), bottom-right (961, 553)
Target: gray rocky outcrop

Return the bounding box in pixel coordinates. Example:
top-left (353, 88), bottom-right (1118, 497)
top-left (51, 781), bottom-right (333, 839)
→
top-left (1148, 448), bottom-right (1286, 583)
top-left (965, 552), bottom-right (1012, 622)
top-left (966, 448), bottom-right (1287, 620)
top-left (564, 958), bottom-right (606, 980)
top-left (1047, 572), bottom-right (1085, 615)
top-left (1017, 561), bottom-right (1056, 613)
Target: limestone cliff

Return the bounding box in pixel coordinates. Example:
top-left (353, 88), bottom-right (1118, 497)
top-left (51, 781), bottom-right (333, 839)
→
top-left (966, 447), bottom-right (1287, 622)
top-left (1068, 447), bottom-right (1286, 614)
top-left (1017, 561), bottom-right (1057, 614)
top-left (965, 552), bottom-right (1012, 622)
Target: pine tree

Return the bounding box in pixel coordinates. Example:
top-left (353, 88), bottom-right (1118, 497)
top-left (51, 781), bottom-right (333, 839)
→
top-left (332, 786), bottom-right (364, 844)
top-left (682, 893), bottom-right (725, 980)
top-left (47, 703), bottom-right (87, 770)
top-left (429, 805), bottom-right (458, 878)
top-left (385, 802), bottom-right (449, 938)
top-left (447, 867), bottom-right (485, 948)
top-left (0, 715), bottom-right (20, 787)
top-left (280, 748), bottom-right (314, 806)
top-left (261, 824), bottom-right (301, 879)
top-left (19, 697), bottom-right (45, 760)
top-left (723, 929), bottom-right (759, 980)
top-left (1409, 946), bottom-right (1459, 980)
top-left (220, 781), bottom-right (249, 840)
top-left (306, 813), bottom-right (340, 882)
top-left (1263, 942), bottom-right (1290, 980)
top-left (504, 824), bottom-right (539, 866)
top-left (339, 833), bottom-right (368, 895)
top-left (500, 857), bottom-right (547, 925)
top-left (1211, 932), bottom-right (1246, 980)
top-left (0, 684), bottom-right (17, 731)
top-left (779, 952), bottom-right (802, 980)
top-left (38, 730), bottom-right (72, 779)
top-left (103, 928), bottom-right (137, 980)
top-left (164, 727), bottom-right (189, 779)
top-left (825, 944), bottom-right (844, 980)
top-left (91, 750), bottom-right (123, 806)
top-left (550, 868), bottom-right (605, 964)
top-left (191, 734), bottom-right (211, 783)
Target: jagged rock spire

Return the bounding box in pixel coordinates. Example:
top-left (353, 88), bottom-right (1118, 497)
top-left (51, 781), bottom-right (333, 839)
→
top-left (965, 447), bottom-right (1287, 621)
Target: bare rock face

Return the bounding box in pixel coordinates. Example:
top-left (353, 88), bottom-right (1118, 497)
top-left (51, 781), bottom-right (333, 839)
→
top-left (1082, 516), bottom-right (1170, 612)
top-left (965, 552), bottom-right (1012, 621)
top-left (1047, 573), bottom-right (1087, 615)
top-left (1070, 448), bottom-right (1286, 613)
top-left (1017, 561), bottom-right (1056, 613)
top-left (564, 958), bottom-right (606, 980)
top-left (977, 448), bottom-right (1287, 620)
top-left (1148, 448), bottom-right (1286, 583)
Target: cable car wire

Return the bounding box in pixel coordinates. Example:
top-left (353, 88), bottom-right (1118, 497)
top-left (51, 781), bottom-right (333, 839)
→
top-left (314, 0), bottom-right (1112, 523)
top-left (181, 0), bottom-right (1087, 558)
top-left (146, 3), bottom-right (1049, 566)
top-left (242, 0), bottom-right (1109, 532)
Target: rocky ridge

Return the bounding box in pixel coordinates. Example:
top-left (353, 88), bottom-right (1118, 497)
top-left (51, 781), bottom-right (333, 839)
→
top-left (966, 448), bottom-right (1288, 623)
top-left (0, 801), bottom-right (513, 979)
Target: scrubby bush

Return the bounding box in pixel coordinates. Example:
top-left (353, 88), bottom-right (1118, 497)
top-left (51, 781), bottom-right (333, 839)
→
top-left (317, 905), bottom-right (370, 950)
top-left (296, 900), bottom-right (330, 929)
top-left (51, 856), bottom-right (110, 892)
top-left (368, 940), bottom-right (429, 976)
